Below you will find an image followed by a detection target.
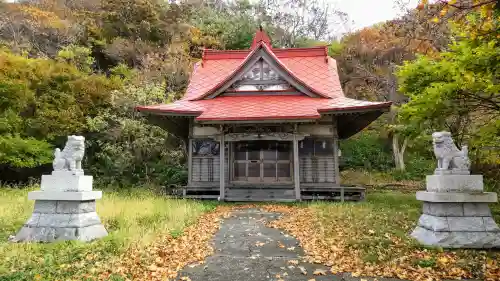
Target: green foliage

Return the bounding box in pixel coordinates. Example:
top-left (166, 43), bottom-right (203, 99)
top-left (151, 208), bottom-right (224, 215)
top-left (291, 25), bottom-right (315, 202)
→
top-left (0, 0), bottom-right (197, 185)
top-left (415, 258), bottom-right (437, 268)
top-left (391, 154), bottom-right (434, 181)
top-left (340, 132), bottom-right (393, 171)
top-left (340, 129), bottom-right (434, 180)
top-left (397, 28), bottom-right (499, 173)
top-left (190, 1), bottom-right (257, 50)
top-left (57, 45), bottom-right (95, 73)
top-left (0, 49), bottom-right (123, 170)
top-left (99, 0), bottom-right (186, 45)
top-left (397, 34), bottom-right (499, 134)
top-left (0, 135), bottom-right (53, 168)
top-left (327, 40), bottom-right (344, 56)
top-left (0, 0), bottom-right (347, 185)
top-left (86, 83), bottom-right (186, 186)
top-left (88, 117), bottom-right (185, 186)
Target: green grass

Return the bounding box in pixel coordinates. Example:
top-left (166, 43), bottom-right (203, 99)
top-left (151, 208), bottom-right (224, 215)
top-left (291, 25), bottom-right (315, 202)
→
top-left (0, 187), bottom-right (215, 280)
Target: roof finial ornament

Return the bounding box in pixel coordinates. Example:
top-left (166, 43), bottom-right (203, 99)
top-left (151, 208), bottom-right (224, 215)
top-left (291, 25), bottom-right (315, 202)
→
top-left (251, 25), bottom-right (271, 50)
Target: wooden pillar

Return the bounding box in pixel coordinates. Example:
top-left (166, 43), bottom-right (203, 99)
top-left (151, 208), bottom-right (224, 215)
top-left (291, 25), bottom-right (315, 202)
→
top-left (186, 118), bottom-right (193, 198)
top-left (219, 128), bottom-right (225, 201)
top-left (187, 138), bottom-right (193, 186)
top-left (332, 116), bottom-right (341, 187)
top-left (293, 134), bottom-right (301, 201)
top-left (186, 138), bottom-right (192, 198)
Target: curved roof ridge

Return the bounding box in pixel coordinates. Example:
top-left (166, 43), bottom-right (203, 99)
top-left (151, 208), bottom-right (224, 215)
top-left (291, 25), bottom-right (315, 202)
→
top-left (203, 46), bottom-right (327, 60)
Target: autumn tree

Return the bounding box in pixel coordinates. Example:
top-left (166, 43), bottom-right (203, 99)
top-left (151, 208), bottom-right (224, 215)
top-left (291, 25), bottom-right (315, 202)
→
top-left (0, 1), bottom-right (80, 57)
top-left (416, 0), bottom-right (499, 40)
top-left (332, 14), bottom-right (445, 171)
top-left (0, 49), bottom-right (123, 169)
top-left (397, 23), bottom-right (499, 177)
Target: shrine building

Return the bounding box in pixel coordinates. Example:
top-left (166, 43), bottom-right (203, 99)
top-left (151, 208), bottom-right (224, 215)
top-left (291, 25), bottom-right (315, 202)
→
top-left (136, 29), bottom-right (391, 201)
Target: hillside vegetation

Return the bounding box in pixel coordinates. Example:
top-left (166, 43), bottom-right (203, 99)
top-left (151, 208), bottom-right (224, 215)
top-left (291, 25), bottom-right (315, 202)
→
top-left (0, 0), bottom-right (498, 189)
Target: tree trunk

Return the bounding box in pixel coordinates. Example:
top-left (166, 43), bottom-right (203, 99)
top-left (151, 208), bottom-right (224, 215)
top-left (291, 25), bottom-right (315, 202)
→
top-left (392, 134), bottom-right (408, 171)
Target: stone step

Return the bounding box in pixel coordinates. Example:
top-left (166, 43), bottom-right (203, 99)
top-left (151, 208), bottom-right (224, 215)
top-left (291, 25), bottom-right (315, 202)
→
top-left (225, 188), bottom-right (295, 202)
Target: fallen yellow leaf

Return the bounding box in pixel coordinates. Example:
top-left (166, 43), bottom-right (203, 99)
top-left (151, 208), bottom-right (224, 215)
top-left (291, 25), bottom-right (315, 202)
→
top-left (313, 269), bottom-right (327, 275)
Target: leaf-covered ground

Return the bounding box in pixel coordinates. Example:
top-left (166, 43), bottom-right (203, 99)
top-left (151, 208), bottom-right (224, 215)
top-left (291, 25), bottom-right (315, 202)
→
top-left (266, 191), bottom-right (500, 281)
top-left (100, 193), bottom-right (500, 281)
top-left (2, 189), bottom-right (499, 281)
top-left (92, 205), bottom-right (235, 280)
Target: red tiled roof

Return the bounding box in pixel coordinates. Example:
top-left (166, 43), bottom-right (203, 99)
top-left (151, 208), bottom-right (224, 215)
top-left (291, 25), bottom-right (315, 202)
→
top-left (137, 30), bottom-right (392, 122)
top-left (136, 96), bottom-right (391, 122)
top-left (197, 42), bottom-right (331, 99)
top-left (185, 45), bottom-right (338, 101)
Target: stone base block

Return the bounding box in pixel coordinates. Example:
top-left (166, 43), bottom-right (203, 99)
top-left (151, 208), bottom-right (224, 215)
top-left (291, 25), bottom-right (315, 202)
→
top-left (28, 191), bottom-right (102, 201)
top-left (13, 224), bottom-right (108, 242)
top-left (423, 202), bottom-right (492, 217)
top-left (25, 212), bottom-right (102, 228)
top-left (417, 213), bottom-right (500, 232)
top-left (13, 199), bottom-right (107, 243)
top-left (416, 191), bottom-right (497, 203)
top-left (33, 200), bottom-right (96, 214)
top-left (426, 174), bottom-right (483, 192)
top-left (411, 226), bottom-right (500, 248)
top-left (77, 224), bottom-right (108, 242)
top-left (41, 172), bottom-right (93, 192)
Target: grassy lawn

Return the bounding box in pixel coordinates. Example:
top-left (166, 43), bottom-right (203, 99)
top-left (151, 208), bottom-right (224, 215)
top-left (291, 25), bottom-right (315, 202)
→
top-left (0, 187), bottom-right (216, 280)
top-left (269, 190), bottom-right (500, 280)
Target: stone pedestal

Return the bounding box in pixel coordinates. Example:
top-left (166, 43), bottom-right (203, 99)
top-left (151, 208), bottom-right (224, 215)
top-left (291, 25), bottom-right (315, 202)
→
top-left (13, 172), bottom-right (108, 242)
top-left (412, 175), bottom-right (500, 248)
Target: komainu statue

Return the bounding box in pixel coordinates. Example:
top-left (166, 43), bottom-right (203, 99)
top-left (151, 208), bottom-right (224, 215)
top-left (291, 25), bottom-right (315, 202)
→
top-left (432, 131), bottom-right (470, 174)
top-left (53, 135), bottom-right (85, 173)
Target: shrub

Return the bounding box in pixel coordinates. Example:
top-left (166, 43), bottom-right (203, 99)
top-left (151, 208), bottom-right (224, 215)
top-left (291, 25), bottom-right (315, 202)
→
top-left (0, 49), bottom-right (123, 181)
top-left (391, 154), bottom-right (434, 181)
top-left (340, 132), bottom-right (393, 171)
top-left (0, 135), bottom-right (53, 168)
top-left (85, 84), bottom-right (186, 187)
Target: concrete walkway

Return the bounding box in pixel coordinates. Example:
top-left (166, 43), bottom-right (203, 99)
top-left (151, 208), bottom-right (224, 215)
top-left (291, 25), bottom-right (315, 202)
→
top-left (176, 208), bottom-right (402, 281)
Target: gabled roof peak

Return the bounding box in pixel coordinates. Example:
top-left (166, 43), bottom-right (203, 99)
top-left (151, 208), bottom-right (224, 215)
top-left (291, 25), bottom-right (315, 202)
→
top-left (196, 41), bottom-right (331, 100)
top-left (251, 28), bottom-right (271, 49)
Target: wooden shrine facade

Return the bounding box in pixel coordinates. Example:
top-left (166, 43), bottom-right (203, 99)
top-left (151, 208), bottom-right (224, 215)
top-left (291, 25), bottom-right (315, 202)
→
top-left (188, 120), bottom-right (339, 201)
top-left (137, 29), bottom-right (391, 201)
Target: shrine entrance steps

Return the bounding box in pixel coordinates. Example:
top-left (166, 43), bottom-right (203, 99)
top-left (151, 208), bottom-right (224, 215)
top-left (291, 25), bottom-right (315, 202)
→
top-left (182, 186), bottom-right (365, 202)
top-left (225, 187), bottom-right (296, 202)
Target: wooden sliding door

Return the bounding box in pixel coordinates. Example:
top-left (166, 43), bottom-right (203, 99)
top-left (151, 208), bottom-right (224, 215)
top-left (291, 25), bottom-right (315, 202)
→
top-left (233, 141), bottom-right (292, 184)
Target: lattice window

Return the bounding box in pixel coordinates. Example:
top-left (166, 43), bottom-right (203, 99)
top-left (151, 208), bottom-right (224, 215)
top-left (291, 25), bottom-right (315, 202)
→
top-left (191, 139), bottom-right (228, 183)
top-left (193, 139), bottom-right (220, 156)
top-left (299, 137), bottom-right (335, 183)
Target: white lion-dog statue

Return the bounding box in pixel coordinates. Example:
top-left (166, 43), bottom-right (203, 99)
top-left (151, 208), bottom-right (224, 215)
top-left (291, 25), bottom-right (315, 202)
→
top-left (432, 131), bottom-right (470, 175)
top-left (53, 135), bottom-right (85, 174)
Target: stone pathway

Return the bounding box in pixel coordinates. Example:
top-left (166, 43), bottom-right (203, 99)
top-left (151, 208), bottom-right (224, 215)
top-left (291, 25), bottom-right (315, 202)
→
top-left (176, 208), bottom-right (402, 281)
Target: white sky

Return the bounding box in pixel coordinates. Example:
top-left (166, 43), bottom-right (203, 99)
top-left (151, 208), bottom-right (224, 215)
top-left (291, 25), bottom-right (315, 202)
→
top-left (332, 0), bottom-right (420, 32)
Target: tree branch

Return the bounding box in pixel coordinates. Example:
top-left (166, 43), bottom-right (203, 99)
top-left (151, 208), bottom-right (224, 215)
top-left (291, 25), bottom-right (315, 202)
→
top-left (437, 0), bottom-right (497, 10)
